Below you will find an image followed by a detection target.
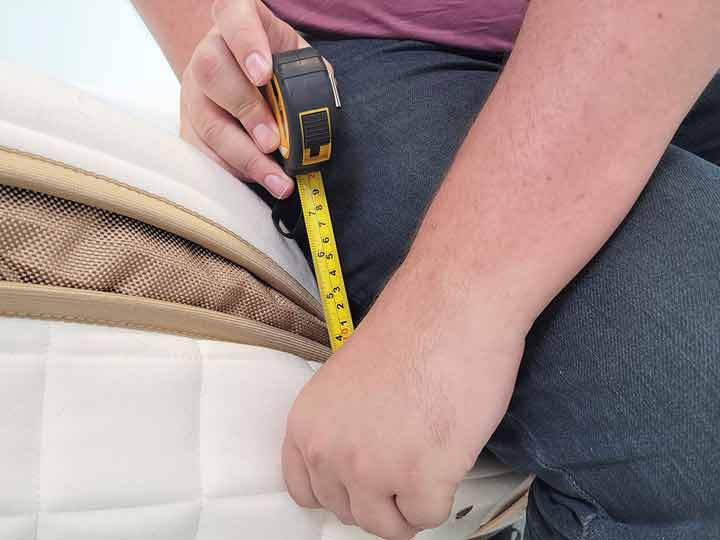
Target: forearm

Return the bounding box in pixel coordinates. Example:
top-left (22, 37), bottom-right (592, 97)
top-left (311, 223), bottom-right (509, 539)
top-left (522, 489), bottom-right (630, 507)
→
top-left (131, 0), bottom-right (213, 78)
top-left (376, 0), bottom-right (720, 335)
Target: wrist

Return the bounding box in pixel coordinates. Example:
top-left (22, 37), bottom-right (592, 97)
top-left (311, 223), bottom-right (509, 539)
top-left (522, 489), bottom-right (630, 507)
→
top-left (368, 249), bottom-right (535, 349)
top-left (352, 250), bottom-right (526, 438)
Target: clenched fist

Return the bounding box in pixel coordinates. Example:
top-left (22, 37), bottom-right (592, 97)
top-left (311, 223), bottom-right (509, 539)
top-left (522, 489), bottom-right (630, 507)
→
top-left (282, 268), bottom-right (526, 540)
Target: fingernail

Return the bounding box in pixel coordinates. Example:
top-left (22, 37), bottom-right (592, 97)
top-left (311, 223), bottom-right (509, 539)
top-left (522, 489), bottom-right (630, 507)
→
top-left (264, 174), bottom-right (293, 199)
top-left (245, 52), bottom-right (270, 85)
top-left (253, 123), bottom-right (280, 153)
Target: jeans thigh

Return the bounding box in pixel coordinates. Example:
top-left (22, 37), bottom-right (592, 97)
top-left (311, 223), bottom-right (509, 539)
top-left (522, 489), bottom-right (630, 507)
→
top-left (488, 146), bottom-right (720, 540)
top-left (286, 38), bottom-right (503, 317)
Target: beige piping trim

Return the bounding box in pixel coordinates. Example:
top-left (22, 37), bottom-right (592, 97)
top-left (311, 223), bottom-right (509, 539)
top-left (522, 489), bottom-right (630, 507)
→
top-left (0, 146), bottom-right (323, 320)
top-left (470, 475), bottom-right (534, 538)
top-left (472, 492), bottom-right (529, 538)
top-left (0, 283), bottom-right (331, 363)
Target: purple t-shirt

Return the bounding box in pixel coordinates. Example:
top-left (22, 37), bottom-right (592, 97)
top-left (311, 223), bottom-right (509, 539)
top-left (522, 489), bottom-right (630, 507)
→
top-left (265, 1), bottom-right (529, 52)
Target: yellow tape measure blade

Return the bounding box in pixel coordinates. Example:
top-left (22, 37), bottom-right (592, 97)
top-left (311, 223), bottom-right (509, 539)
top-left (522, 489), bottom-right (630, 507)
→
top-left (296, 171), bottom-right (355, 351)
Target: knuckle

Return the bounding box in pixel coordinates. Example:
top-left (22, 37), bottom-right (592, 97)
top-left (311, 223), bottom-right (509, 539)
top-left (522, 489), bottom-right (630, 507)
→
top-left (198, 118), bottom-right (226, 147)
top-left (226, 26), bottom-right (258, 61)
top-left (346, 450), bottom-right (375, 484)
top-left (406, 499), bottom-right (452, 530)
top-left (304, 442), bottom-right (327, 468)
top-left (239, 151), bottom-right (266, 178)
top-left (230, 98), bottom-right (262, 122)
top-left (180, 66), bottom-right (193, 88)
top-left (191, 47), bottom-right (221, 87)
top-left (265, 15), bottom-right (295, 51)
top-left (398, 458), bottom-right (429, 493)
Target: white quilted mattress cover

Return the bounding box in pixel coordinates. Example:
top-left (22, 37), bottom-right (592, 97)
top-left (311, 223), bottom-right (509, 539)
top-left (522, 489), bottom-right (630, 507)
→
top-left (0, 319), bottom-right (524, 540)
top-left (0, 62), bottom-right (527, 540)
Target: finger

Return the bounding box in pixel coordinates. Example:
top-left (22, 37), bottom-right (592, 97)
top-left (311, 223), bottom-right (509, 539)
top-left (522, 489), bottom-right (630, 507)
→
top-left (395, 489), bottom-right (454, 532)
top-left (282, 438), bottom-right (321, 509)
top-left (253, 3), bottom-right (336, 92)
top-left (191, 30), bottom-right (279, 153)
top-left (180, 93), bottom-right (244, 177)
top-left (348, 491), bottom-right (417, 540)
top-left (306, 458), bottom-right (356, 526)
top-left (212, 0), bottom-right (272, 85)
top-left (255, 0), bottom-right (310, 52)
top-left (181, 117), bottom-right (237, 176)
top-left (186, 81), bottom-right (294, 198)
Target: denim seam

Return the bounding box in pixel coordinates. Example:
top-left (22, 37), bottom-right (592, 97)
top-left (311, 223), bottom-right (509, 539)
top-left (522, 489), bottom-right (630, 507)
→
top-left (502, 411), bottom-right (608, 537)
top-left (579, 513), bottom-right (600, 540)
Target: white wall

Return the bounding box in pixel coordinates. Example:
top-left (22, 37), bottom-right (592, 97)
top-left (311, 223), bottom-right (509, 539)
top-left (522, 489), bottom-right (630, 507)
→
top-left (0, 1), bottom-right (180, 131)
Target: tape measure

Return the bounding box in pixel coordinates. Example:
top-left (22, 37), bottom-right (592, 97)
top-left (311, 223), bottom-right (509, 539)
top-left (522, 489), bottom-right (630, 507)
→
top-left (265, 47), bottom-right (354, 351)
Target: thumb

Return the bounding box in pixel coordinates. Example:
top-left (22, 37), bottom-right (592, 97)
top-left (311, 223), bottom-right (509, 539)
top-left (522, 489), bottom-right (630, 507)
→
top-left (255, 0), bottom-right (311, 53)
top-left (213, 0), bottom-right (273, 85)
top-left (255, 2), bottom-right (335, 87)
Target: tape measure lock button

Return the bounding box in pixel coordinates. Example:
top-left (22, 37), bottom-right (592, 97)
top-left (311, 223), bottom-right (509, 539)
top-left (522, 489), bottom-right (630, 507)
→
top-left (300, 108), bottom-right (332, 166)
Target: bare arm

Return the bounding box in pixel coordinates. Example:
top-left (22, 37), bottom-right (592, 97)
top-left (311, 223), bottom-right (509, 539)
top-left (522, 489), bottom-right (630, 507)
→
top-left (386, 0), bottom-right (720, 333)
top-left (131, 0), bottom-right (213, 78)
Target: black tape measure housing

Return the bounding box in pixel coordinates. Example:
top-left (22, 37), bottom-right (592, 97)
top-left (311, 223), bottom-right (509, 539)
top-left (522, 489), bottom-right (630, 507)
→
top-left (269, 48), bottom-right (338, 177)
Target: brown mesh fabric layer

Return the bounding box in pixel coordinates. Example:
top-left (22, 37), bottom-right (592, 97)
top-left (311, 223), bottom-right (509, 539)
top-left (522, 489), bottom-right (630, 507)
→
top-left (0, 184), bottom-right (328, 345)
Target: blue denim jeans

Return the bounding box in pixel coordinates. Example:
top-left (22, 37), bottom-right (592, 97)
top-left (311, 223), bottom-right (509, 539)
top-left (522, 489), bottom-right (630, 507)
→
top-left (265, 38), bottom-right (720, 539)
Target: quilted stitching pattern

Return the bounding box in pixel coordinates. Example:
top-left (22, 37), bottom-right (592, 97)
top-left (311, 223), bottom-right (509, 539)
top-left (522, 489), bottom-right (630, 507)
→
top-left (0, 318), bottom-right (324, 540)
top-left (0, 317), bottom-right (530, 540)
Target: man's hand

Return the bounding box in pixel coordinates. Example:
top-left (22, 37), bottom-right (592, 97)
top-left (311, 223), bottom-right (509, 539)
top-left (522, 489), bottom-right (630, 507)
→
top-left (282, 266), bottom-right (526, 540)
top-left (180, 0), bottom-right (310, 198)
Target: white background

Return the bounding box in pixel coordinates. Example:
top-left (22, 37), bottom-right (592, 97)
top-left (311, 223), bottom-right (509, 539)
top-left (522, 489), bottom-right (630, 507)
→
top-left (0, 1), bottom-right (181, 130)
